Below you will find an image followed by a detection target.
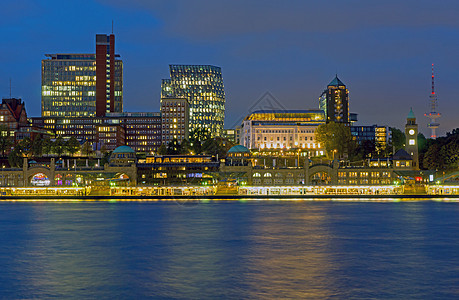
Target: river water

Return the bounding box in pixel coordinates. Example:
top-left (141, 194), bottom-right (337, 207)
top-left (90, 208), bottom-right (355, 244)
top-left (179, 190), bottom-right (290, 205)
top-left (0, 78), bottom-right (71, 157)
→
top-left (0, 199), bottom-right (458, 299)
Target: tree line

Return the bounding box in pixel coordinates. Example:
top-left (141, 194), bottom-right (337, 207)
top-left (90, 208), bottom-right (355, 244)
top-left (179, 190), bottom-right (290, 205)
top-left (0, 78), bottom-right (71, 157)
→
top-left (0, 133), bottom-right (94, 167)
top-left (315, 122), bottom-right (397, 161)
top-left (157, 128), bottom-right (234, 159)
top-left (420, 128), bottom-right (459, 170)
top-left (315, 122), bottom-right (459, 171)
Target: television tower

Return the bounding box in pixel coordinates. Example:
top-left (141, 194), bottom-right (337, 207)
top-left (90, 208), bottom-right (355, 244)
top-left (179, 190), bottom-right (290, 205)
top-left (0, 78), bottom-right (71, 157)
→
top-left (424, 64), bottom-right (441, 139)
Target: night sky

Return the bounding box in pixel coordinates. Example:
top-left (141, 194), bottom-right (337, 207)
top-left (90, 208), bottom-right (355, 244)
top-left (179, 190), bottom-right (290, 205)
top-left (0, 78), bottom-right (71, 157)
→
top-left (1, 0), bottom-right (459, 136)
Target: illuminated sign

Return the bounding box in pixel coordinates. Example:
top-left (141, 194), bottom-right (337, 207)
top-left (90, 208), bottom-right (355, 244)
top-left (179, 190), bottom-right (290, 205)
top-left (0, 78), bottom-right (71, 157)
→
top-left (31, 173), bottom-right (50, 186)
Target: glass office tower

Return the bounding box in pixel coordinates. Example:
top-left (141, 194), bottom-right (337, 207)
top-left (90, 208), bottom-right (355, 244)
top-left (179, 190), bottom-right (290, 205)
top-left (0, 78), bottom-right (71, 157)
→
top-left (41, 34), bottom-right (122, 117)
top-left (161, 65), bottom-right (225, 137)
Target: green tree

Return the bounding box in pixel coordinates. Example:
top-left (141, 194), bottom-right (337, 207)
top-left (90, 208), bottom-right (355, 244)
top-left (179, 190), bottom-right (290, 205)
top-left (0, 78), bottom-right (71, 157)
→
top-left (66, 136), bottom-right (81, 156)
top-left (81, 141), bottom-right (93, 156)
top-left (180, 139), bottom-right (191, 154)
top-left (8, 148), bottom-right (22, 168)
top-left (42, 138), bottom-right (53, 156)
top-left (31, 137), bottom-right (43, 157)
top-left (0, 128), bottom-right (13, 156)
top-left (354, 139), bottom-right (376, 160)
top-left (157, 144), bottom-right (167, 155)
top-left (167, 139), bottom-right (182, 155)
top-left (390, 127), bottom-right (405, 152)
top-left (189, 128), bottom-right (211, 154)
top-left (442, 137), bottom-right (459, 168)
top-left (202, 137), bottom-right (233, 158)
top-left (100, 144), bottom-right (108, 155)
top-left (101, 151), bottom-right (112, 166)
top-left (17, 138), bottom-right (32, 158)
top-left (315, 122), bottom-right (356, 159)
top-left (53, 136), bottom-right (65, 157)
top-left (423, 143), bottom-right (446, 170)
top-left (417, 133), bottom-right (427, 152)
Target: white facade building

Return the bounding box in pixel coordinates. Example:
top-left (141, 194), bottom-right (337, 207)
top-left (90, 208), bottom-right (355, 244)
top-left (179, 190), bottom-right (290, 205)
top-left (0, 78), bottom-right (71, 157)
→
top-left (240, 110), bottom-right (326, 156)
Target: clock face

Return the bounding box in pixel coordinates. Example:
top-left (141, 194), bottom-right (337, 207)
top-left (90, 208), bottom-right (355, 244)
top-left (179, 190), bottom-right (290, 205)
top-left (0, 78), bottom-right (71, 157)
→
top-left (409, 129), bottom-right (415, 135)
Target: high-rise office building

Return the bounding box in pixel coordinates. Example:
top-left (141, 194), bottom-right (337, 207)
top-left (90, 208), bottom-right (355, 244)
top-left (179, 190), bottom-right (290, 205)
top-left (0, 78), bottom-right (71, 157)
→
top-left (160, 98), bottom-right (190, 145)
top-left (319, 75), bottom-right (349, 124)
top-left (42, 34), bottom-right (123, 117)
top-left (161, 65), bottom-right (225, 137)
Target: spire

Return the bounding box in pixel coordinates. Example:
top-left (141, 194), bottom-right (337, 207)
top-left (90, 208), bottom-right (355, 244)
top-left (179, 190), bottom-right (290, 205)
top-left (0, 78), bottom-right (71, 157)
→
top-left (328, 74), bottom-right (345, 87)
top-left (407, 107), bottom-right (415, 118)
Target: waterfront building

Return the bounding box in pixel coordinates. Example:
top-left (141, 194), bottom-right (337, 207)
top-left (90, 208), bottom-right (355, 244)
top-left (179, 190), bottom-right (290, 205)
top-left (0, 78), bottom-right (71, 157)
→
top-left (0, 98), bottom-right (52, 145)
top-left (0, 145), bottom-right (137, 188)
top-left (222, 129), bottom-right (238, 144)
top-left (225, 145), bottom-right (251, 166)
top-left (42, 34), bottom-right (123, 117)
top-left (160, 97), bottom-right (189, 145)
top-left (106, 112), bottom-right (161, 153)
top-left (0, 98), bottom-right (27, 140)
top-left (319, 75), bottom-right (350, 124)
top-left (96, 124), bottom-right (125, 151)
top-left (30, 112), bottom-right (161, 153)
top-left (405, 108), bottom-right (419, 170)
top-left (161, 65), bottom-right (225, 137)
top-left (137, 154), bottom-right (220, 185)
top-left (239, 110), bottom-right (326, 156)
top-left (351, 125), bottom-right (391, 151)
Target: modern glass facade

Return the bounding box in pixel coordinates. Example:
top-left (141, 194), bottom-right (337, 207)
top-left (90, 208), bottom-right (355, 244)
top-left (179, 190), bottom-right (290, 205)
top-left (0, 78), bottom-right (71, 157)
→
top-left (161, 65), bottom-right (225, 137)
top-left (41, 34), bottom-right (122, 117)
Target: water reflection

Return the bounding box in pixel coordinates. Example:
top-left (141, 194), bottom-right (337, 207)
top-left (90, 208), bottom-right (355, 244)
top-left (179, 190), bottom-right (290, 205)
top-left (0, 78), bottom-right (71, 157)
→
top-left (0, 201), bottom-right (458, 299)
top-left (243, 204), bottom-right (334, 299)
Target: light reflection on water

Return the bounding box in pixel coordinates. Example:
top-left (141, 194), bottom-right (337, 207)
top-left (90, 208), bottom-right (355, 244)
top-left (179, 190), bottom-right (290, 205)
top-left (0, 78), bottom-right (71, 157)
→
top-left (0, 201), bottom-right (459, 299)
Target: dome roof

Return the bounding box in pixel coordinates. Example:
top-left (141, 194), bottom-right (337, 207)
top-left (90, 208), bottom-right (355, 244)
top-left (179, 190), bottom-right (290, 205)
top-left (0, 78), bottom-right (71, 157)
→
top-left (112, 145), bottom-right (135, 154)
top-left (407, 108), bottom-right (415, 119)
top-left (228, 145), bottom-right (250, 153)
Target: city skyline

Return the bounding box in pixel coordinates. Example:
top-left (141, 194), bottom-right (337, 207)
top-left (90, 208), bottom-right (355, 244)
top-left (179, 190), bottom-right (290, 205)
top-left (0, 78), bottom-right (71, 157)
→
top-left (1, 0), bottom-right (459, 135)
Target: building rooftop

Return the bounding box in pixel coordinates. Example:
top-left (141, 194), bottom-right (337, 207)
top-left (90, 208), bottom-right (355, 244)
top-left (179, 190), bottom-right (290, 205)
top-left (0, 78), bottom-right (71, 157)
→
top-left (407, 108), bottom-right (415, 119)
top-left (113, 146), bottom-right (135, 154)
top-left (393, 149), bottom-right (413, 160)
top-left (228, 145), bottom-right (250, 153)
top-left (328, 75), bottom-right (345, 87)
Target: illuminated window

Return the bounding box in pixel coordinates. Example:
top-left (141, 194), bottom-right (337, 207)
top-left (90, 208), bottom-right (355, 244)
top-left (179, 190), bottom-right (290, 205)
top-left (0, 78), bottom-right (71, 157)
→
top-left (409, 139), bottom-right (415, 145)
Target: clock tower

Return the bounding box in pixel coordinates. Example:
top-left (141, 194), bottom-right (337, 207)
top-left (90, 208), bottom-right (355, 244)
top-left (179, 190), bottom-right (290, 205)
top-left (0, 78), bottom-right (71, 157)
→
top-left (405, 108), bottom-right (419, 170)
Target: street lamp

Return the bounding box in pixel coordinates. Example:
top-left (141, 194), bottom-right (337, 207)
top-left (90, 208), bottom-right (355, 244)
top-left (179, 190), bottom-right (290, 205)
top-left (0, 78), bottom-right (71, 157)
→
top-left (333, 149), bottom-right (337, 160)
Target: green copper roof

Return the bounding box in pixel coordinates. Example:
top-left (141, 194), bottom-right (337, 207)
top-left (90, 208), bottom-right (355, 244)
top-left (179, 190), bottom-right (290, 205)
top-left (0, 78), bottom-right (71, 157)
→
top-left (328, 75), bottom-right (345, 87)
top-left (113, 145), bottom-right (135, 154)
top-left (228, 145), bottom-right (250, 153)
top-left (407, 108), bottom-right (415, 119)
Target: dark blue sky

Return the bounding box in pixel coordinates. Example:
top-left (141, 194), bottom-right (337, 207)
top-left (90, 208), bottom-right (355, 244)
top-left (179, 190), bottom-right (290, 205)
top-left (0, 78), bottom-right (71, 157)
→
top-left (1, 0), bottom-right (459, 136)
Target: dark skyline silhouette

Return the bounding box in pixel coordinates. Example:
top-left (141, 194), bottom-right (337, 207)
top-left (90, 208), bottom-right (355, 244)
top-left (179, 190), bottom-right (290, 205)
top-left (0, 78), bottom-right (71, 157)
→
top-left (1, 0), bottom-right (458, 135)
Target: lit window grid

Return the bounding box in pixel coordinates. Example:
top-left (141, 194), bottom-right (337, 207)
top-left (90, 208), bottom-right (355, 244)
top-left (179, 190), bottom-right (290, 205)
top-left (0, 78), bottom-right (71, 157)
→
top-left (41, 58), bottom-right (122, 117)
top-left (162, 65), bottom-right (225, 137)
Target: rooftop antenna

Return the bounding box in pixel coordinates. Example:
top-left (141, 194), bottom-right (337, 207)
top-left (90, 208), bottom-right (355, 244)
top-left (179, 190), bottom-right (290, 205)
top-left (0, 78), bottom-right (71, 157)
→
top-left (424, 63), bottom-right (441, 139)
